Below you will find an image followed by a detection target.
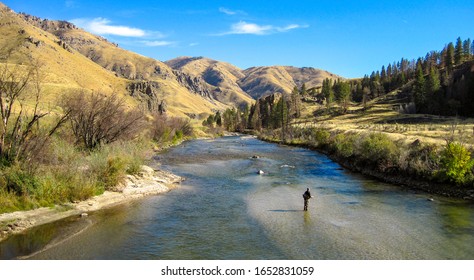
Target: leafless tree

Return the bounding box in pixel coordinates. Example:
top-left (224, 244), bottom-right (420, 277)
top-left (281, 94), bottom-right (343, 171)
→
top-left (60, 91), bottom-right (145, 150)
top-left (0, 60), bottom-right (65, 164)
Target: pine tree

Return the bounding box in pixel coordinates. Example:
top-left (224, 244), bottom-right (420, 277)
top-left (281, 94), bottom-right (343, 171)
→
top-left (291, 86), bottom-right (301, 118)
top-left (413, 61), bottom-right (426, 112)
top-left (300, 83), bottom-right (307, 96)
top-left (446, 42), bottom-right (455, 71)
top-left (335, 81), bottom-right (351, 113)
top-left (381, 65), bottom-right (387, 81)
top-left (454, 37), bottom-right (464, 65)
top-left (215, 111), bottom-right (222, 127)
top-left (321, 78), bottom-right (334, 109)
top-left (249, 102), bottom-right (262, 130)
top-left (271, 95), bottom-right (289, 141)
top-left (463, 39), bottom-right (472, 59)
top-left (426, 67), bottom-right (441, 94)
top-left (425, 67), bottom-right (441, 114)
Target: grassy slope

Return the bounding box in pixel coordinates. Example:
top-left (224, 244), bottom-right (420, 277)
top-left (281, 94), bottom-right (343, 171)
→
top-left (0, 4), bottom-right (129, 104)
top-left (241, 66), bottom-right (341, 99)
top-left (165, 56), bottom-right (254, 107)
top-left (297, 90), bottom-right (474, 147)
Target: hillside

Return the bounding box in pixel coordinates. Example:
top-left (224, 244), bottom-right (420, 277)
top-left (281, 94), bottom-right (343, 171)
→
top-left (0, 2), bottom-right (129, 103)
top-left (167, 57), bottom-right (341, 100)
top-left (165, 56), bottom-right (254, 107)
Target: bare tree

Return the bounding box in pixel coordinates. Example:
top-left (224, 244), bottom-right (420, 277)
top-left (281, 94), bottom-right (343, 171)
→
top-left (60, 91), bottom-right (145, 150)
top-left (0, 61), bottom-right (64, 164)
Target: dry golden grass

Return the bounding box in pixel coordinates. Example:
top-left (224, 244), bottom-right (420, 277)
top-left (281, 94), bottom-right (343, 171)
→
top-left (241, 66), bottom-right (341, 99)
top-left (165, 56), bottom-right (254, 106)
top-left (295, 91), bottom-right (474, 147)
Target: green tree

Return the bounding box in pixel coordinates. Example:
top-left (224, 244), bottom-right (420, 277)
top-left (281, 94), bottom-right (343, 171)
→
top-left (454, 37), bottom-right (464, 65)
top-left (206, 114), bottom-right (215, 127)
top-left (321, 78), bottom-right (334, 110)
top-left (463, 39), bottom-right (472, 59)
top-left (426, 67), bottom-right (441, 94)
top-left (215, 111), bottom-right (222, 127)
top-left (439, 142), bottom-right (474, 185)
top-left (446, 42), bottom-right (455, 71)
top-left (223, 108), bottom-right (237, 131)
top-left (334, 80), bottom-right (351, 113)
top-left (425, 67), bottom-right (441, 113)
top-left (290, 86), bottom-right (301, 118)
top-left (249, 102), bottom-right (262, 131)
top-left (413, 61), bottom-right (426, 112)
top-left (300, 83), bottom-right (307, 96)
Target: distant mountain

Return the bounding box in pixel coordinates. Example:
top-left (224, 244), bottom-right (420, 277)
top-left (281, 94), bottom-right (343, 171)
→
top-left (166, 57), bottom-right (341, 100)
top-left (165, 56), bottom-right (253, 106)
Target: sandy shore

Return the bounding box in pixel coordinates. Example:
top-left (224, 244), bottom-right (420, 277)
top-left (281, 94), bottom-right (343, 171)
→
top-left (0, 165), bottom-right (183, 242)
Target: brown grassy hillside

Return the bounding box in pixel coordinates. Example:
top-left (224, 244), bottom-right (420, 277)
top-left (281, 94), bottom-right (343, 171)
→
top-left (241, 66), bottom-right (341, 99)
top-left (0, 3), bottom-right (128, 103)
top-left (165, 56), bottom-right (254, 108)
top-left (167, 57), bottom-right (342, 102)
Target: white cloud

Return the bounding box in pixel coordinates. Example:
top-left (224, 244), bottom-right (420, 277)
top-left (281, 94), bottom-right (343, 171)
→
top-left (219, 7), bottom-right (236, 15)
top-left (217, 21), bottom-right (309, 36)
top-left (230, 21), bottom-right (273, 35)
top-left (141, 40), bottom-right (175, 47)
top-left (219, 7), bottom-right (246, 16)
top-left (71, 18), bottom-right (146, 37)
top-left (276, 24), bottom-right (309, 32)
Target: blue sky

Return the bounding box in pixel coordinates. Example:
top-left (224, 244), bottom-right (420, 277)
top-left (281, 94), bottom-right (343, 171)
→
top-left (4, 0), bottom-right (474, 78)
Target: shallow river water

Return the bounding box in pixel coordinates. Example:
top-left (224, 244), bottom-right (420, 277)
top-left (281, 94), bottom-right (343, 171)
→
top-left (1, 135), bottom-right (473, 259)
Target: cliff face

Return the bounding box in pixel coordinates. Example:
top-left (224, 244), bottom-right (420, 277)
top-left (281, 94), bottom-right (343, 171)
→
top-left (127, 81), bottom-right (166, 113)
top-left (173, 70), bottom-right (213, 99)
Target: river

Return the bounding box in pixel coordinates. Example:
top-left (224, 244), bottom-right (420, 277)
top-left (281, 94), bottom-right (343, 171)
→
top-left (1, 135), bottom-right (473, 259)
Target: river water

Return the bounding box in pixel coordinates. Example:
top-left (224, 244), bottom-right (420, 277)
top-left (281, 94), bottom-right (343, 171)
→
top-left (1, 135), bottom-right (473, 259)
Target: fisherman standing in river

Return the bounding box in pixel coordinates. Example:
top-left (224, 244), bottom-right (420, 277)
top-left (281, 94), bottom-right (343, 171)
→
top-left (303, 188), bottom-right (312, 211)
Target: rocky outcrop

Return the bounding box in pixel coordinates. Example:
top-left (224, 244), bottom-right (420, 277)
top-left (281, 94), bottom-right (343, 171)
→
top-left (127, 81), bottom-right (166, 113)
top-left (173, 70), bottom-right (213, 99)
top-left (20, 13), bottom-right (77, 32)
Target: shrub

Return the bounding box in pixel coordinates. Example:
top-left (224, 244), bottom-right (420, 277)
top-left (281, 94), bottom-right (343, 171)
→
top-left (401, 143), bottom-right (439, 178)
top-left (438, 142), bottom-right (474, 185)
top-left (152, 114), bottom-right (193, 144)
top-left (311, 128), bottom-right (330, 147)
top-left (0, 165), bottom-right (39, 196)
top-left (359, 133), bottom-right (399, 163)
top-left (88, 140), bottom-right (147, 190)
top-left (332, 133), bottom-right (358, 158)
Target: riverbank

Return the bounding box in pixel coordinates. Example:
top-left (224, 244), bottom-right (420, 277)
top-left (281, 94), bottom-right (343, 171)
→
top-left (0, 165), bottom-right (183, 243)
top-left (256, 133), bottom-right (474, 201)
